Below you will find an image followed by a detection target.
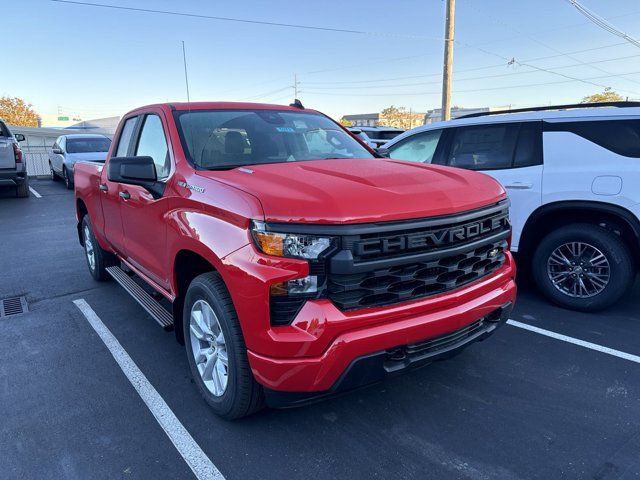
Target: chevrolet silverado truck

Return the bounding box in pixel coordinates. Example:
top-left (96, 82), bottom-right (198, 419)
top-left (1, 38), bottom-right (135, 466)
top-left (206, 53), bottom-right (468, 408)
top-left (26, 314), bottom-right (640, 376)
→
top-left (74, 101), bottom-right (516, 419)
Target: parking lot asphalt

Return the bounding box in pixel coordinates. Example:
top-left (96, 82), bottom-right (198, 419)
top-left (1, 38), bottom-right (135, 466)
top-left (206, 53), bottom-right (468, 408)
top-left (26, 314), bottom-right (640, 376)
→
top-left (1, 180), bottom-right (640, 480)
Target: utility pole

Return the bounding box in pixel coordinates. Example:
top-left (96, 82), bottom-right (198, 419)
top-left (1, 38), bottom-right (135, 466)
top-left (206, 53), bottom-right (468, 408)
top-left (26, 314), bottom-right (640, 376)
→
top-left (294, 73), bottom-right (299, 99)
top-left (441, 0), bottom-right (456, 121)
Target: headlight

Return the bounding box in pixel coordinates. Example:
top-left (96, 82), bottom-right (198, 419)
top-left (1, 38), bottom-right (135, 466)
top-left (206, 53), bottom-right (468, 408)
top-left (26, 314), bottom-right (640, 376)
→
top-left (251, 221), bottom-right (332, 259)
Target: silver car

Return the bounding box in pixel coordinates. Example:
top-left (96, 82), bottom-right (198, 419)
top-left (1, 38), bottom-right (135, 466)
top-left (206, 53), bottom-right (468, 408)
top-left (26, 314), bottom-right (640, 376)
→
top-left (0, 120), bottom-right (28, 197)
top-left (49, 134), bottom-right (111, 189)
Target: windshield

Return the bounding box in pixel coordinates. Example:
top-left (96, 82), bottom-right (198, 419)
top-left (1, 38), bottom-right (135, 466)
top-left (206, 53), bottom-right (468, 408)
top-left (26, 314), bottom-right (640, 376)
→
top-left (66, 137), bottom-right (111, 153)
top-left (174, 109), bottom-right (374, 170)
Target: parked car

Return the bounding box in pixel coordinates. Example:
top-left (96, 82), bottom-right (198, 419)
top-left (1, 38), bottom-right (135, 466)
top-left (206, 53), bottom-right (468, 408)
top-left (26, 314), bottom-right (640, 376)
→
top-left (348, 126), bottom-right (404, 148)
top-left (49, 134), bottom-right (111, 189)
top-left (382, 102), bottom-right (640, 312)
top-left (0, 120), bottom-right (28, 198)
top-left (75, 101), bottom-right (516, 418)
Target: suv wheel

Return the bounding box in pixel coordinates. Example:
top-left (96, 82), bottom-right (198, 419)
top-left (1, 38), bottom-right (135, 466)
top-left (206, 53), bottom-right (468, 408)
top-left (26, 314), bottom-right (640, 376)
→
top-left (81, 215), bottom-right (116, 281)
top-left (183, 272), bottom-right (264, 419)
top-left (16, 177), bottom-right (29, 198)
top-left (50, 163), bottom-right (58, 181)
top-left (63, 167), bottom-right (73, 190)
top-left (532, 223), bottom-right (634, 311)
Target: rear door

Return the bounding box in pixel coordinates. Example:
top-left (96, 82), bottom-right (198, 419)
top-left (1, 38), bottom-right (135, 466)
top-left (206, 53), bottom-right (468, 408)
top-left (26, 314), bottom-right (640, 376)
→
top-left (440, 122), bottom-right (544, 251)
top-left (0, 122), bottom-right (16, 169)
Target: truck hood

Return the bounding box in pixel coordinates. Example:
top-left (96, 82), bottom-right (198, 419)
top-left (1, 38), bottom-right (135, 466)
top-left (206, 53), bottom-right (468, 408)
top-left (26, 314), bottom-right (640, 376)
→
top-left (204, 159), bottom-right (506, 224)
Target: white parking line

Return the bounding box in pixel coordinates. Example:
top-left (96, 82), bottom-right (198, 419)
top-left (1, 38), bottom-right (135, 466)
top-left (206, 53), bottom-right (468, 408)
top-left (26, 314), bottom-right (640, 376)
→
top-left (28, 186), bottom-right (42, 198)
top-left (73, 299), bottom-right (225, 480)
top-left (508, 319), bottom-right (640, 364)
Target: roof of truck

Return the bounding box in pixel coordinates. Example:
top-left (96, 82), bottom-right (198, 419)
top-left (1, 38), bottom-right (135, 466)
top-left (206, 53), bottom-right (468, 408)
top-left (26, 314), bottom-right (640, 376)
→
top-left (125, 102), bottom-right (317, 114)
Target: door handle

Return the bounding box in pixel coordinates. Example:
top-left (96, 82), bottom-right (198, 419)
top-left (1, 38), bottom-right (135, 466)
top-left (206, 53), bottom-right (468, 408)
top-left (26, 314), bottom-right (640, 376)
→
top-left (99, 183), bottom-right (108, 192)
top-left (505, 182), bottom-right (533, 190)
top-left (119, 191), bottom-right (131, 200)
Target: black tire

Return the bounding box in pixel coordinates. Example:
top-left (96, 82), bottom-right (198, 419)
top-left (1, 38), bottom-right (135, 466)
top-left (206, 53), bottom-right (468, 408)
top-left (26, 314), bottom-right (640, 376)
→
top-left (63, 167), bottom-right (73, 190)
top-left (50, 163), bottom-right (59, 181)
top-left (183, 272), bottom-right (264, 419)
top-left (532, 223), bottom-right (634, 311)
top-left (16, 177), bottom-right (29, 198)
top-left (81, 215), bottom-right (116, 281)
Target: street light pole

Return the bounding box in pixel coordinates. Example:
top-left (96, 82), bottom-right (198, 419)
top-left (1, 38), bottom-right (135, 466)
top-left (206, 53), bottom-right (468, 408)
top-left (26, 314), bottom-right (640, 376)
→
top-left (441, 0), bottom-right (456, 121)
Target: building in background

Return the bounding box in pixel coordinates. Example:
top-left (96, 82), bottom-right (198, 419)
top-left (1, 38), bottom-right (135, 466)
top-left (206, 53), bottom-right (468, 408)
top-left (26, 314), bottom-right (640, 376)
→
top-left (343, 113), bottom-right (381, 127)
top-left (424, 106), bottom-right (512, 124)
top-left (67, 116), bottom-right (120, 137)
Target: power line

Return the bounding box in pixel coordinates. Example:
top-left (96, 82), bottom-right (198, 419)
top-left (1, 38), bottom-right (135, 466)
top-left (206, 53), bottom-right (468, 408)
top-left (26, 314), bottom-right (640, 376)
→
top-left (566, 0), bottom-right (640, 49)
top-left (51, 0), bottom-right (434, 40)
top-left (301, 52), bottom-right (640, 90)
top-left (463, 0), bottom-right (640, 86)
top-left (302, 69), bottom-right (640, 97)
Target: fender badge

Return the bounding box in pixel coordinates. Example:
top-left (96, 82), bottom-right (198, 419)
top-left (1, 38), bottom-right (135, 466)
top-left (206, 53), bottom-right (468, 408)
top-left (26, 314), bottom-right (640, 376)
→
top-left (177, 181), bottom-right (205, 194)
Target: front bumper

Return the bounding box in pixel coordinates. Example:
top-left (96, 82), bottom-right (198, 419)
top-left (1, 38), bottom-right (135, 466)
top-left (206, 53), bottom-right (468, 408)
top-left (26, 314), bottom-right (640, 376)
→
top-left (264, 302), bottom-right (513, 407)
top-left (223, 244), bottom-right (517, 396)
top-left (0, 164), bottom-right (27, 186)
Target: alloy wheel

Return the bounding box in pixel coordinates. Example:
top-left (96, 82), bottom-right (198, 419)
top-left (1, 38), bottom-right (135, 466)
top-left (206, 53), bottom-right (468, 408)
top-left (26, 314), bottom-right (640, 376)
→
top-left (547, 241), bottom-right (610, 298)
top-left (189, 299), bottom-right (229, 397)
top-left (83, 225), bottom-right (96, 272)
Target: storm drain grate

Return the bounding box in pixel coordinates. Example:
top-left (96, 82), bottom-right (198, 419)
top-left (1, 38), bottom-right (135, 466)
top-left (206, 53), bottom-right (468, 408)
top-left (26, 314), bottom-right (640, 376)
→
top-left (0, 297), bottom-right (28, 317)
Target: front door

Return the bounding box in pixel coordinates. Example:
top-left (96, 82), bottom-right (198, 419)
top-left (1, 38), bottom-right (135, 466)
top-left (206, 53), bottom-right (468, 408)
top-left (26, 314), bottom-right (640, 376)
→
top-left (119, 111), bottom-right (174, 289)
top-left (100, 115), bottom-right (139, 255)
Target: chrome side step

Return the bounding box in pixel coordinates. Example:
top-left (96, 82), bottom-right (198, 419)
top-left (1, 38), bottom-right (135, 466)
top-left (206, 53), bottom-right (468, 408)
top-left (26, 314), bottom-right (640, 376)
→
top-left (106, 266), bottom-right (174, 330)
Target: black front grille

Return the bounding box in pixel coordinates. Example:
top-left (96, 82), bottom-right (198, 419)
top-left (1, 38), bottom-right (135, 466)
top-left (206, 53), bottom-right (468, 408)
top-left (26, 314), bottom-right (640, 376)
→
top-left (328, 239), bottom-right (507, 310)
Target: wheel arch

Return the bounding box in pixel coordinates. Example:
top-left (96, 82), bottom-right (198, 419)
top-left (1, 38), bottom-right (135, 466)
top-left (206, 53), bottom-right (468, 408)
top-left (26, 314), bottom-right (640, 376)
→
top-left (172, 248), bottom-right (220, 345)
top-left (76, 198), bottom-right (89, 246)
top-left (519, 200), bottom-right (640, 267)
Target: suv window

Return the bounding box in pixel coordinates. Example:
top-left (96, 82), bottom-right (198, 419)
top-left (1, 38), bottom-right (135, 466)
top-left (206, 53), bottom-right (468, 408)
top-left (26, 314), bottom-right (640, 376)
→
top-left (116, 116), bottom-right (138, 157)
top-left (545, 119), bottom-right (640, 158)
top-left (389, 130), bottom-right (442, 164)
top-left (447, 124), bottom-right (519, 170)
top-left (0, 121), bottom-right (9, 137)
top-left (135, 114), bottom-right (170, 181)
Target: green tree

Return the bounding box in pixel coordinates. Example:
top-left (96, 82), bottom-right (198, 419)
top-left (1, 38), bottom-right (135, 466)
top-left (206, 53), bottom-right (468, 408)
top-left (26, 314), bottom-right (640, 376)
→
top-left (0, 96), bottom-right (40, 127)
top-left (581, 87), bottom-right (624, 103)
top-left (339, 116), bottom-right (353, 127)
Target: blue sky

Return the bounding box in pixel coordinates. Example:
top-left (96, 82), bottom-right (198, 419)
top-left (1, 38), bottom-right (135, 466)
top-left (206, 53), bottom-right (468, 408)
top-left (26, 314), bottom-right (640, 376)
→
top-left (4, 0), bottom-right (640, 122)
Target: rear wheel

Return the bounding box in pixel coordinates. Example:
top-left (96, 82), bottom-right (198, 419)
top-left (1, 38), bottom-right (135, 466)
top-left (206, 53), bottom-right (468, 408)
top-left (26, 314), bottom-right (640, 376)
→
top-left (532, 223), bottom-right (634, 311)
top-left (183, 272), bottom-right (264, 419)
top-left (16, 177), bottom-right (29, 198)
top-left (81, 215), bottom-right (116, 281)
top-left (63, 166), bottom-right (73, 190)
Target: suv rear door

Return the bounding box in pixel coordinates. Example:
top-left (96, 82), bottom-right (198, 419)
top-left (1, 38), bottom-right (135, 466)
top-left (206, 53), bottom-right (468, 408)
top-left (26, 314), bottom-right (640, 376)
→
top-left (0, 121), bottom-right (16, 169)
top-left (439, 121), bottom-right (543, 251)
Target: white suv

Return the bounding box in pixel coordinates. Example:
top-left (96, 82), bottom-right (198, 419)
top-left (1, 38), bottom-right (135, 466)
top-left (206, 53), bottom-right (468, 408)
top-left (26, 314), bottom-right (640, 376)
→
top-left (383, 102), bottom-right (640, 311)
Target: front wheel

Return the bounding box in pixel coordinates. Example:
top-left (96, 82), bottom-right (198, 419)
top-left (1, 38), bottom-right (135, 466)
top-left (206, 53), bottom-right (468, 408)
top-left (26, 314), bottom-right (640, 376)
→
top-left (532, 223), bottom-right (634, 311)
top-left (183, 272), bottom-right (264, 419)
top-left (63, 167), bottom-right (73, 190)
top-left (50, 163), bottom-right (58, 181)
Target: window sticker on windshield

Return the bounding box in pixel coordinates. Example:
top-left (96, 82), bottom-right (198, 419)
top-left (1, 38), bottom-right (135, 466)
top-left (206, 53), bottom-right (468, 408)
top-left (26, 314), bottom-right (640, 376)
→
top-left (276, 126), bottom-right (295, 133)
top-left (293, 120), bottom-right (307, 129)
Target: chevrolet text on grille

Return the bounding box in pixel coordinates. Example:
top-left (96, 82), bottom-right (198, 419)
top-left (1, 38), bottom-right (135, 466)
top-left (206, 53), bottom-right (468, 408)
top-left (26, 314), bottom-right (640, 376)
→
top-left (355, 215), bottom-right (509, 256)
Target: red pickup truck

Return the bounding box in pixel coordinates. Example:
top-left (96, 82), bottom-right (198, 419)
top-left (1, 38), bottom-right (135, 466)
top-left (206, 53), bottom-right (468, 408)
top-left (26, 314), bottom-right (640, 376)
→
top-left (75, 102), bottom-right (516, 418)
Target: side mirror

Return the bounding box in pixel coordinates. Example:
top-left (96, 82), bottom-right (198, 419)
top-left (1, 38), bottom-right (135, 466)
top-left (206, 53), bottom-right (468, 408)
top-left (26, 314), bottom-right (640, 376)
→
top-left (108, 156), bottom-right (157, 187)
top-left (52, 147), bottom-right (63, 154)
top-left (376, 147), bottom-right (390, 158)
top-left (349, 128), bottom-right (362, 134)
top-left (14, 134), bottom-right (25, 142)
